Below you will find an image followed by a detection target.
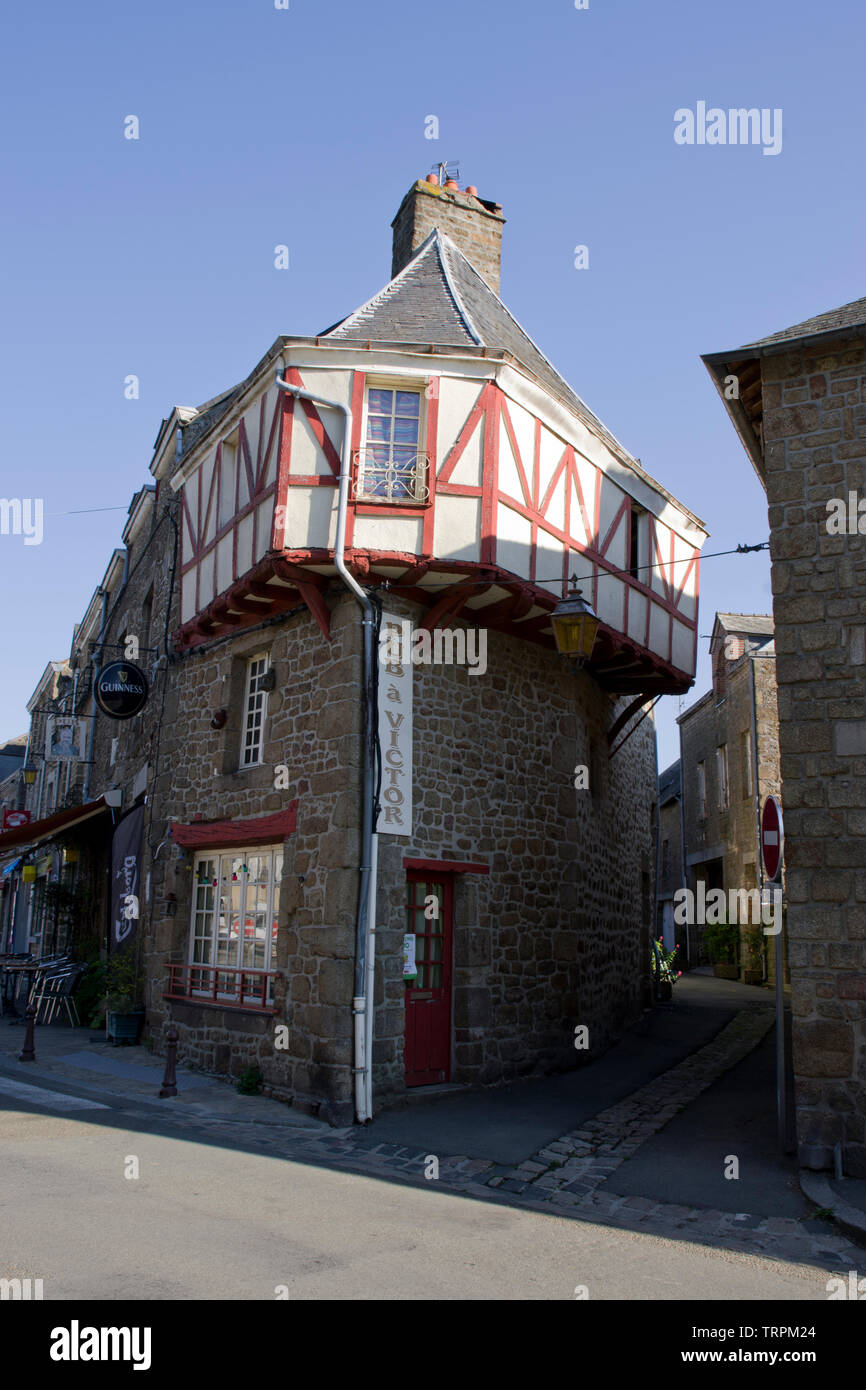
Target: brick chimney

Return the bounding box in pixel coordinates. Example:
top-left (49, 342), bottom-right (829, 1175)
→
top-left (391, 176), bottom-right (506, 294)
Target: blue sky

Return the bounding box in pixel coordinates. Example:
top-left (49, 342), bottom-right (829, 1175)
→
top-left (1, 0), bottom-right (862, 769)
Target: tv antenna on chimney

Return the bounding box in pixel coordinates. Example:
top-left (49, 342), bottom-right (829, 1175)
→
top-left (431, 160), bottom-right (460, 186)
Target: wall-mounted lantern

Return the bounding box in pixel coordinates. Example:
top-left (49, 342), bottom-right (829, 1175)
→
top-left (22, 767), bottom-right (37, 787)
top-left (551, 578), bottom-right (600, 667)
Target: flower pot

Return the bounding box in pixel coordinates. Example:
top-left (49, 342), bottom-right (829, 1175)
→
top-left (713, 963), bottom-right (739, 980)
top-left (107, 1011), bottom-right (144, 1045)
top-left (743, 969), bottom-right (763, 986)
top-left (658, 980), bottom-right (672, 1000)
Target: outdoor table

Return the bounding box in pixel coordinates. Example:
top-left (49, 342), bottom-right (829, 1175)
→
top-left (0, 961), bottom-right (42, 1018)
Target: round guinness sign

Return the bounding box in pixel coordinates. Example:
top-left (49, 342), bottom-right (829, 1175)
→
top-left (94, 661), bottom-right (149, 720)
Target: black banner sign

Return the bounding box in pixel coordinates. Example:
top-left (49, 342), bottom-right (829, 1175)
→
top-left (110, 804), bottom-right (144, 954)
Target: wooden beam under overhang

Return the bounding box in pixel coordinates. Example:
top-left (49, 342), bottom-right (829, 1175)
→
top-left (270, 558), bottom-right (331, 641)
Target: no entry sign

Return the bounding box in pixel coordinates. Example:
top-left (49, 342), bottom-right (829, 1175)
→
top-left (761, 796), bottom-right (784, 881)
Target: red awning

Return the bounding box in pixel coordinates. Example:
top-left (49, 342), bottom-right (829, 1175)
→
top-left (170, 801), bottom-right (298, 850)
top-left (0, 797), bottom-right (112, 852)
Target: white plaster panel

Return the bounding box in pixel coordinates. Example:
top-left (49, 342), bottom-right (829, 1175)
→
top-left (595, 573), bottom-right (622, 632)
top-left (649, 602), bottom-right (669, 660)
top-left (353, 515), bottom-right (423, 554)
top-left (256, 499), bottom-right (274, 566)
top-left (433, 495), bottom-right (481, 562)
top-left (181, 573), bottom-right (195, 623)
top-left (672, 618), bottom-right (695, 674)
top-left (284, 486), bottom-right (338, 550)
top-left (545, 470), bottom-right (566, 534)
top-left (437, 378), bottom-right (483, 471)
top-left (216, 534), bottom-right (233, 595)
top-left (598, 480), bottom-right (626, 563)
top-left (198, 558), bottom-right (215, 611)
top-left (497, 505), bottom-right (532, 580)
top-left (237, 512), bottom-right (254, 579)
top-left (291, 407), bottom-right (339, 477)
top-left (569, 475), bottom-right (589, 548)
top-left (536, 528), bottom-right (564, 595)
top-left (628, 590), bottom-right (647, 646)
top-left (537, 425), bottom-right (563, 507)
top-left (498, 421), bottom-right (527, 506)
top-left (503, 396), bottom-right (536, 485)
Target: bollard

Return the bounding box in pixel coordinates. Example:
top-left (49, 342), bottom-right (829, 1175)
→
top-left (159, 1024), bottom-right (179, 1097)
top-left (18, 1003), bottom-right (37, 1063)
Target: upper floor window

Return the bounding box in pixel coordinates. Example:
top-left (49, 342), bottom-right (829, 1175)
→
top-left (357, 385), bottom-right (427, 503)
top-left (241, 653), bottom-right (269, 767)
top-left (629, 504), bottom-right (646, 582)
top-left (716, 743), bottom-right (729, 810)
top-left (742, 728), bottom-right (753, 800)
top-left (696, 761), bottom-right (706, 820)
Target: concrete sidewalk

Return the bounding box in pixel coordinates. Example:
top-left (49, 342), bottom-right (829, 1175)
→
top-left (0, 1016), bottom-right (329, 1132)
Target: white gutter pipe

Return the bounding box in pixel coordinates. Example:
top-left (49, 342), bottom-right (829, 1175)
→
top-left (274, 364), bottom-right (378, 1125)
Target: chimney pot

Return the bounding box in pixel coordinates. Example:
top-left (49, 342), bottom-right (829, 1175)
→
top-left (465, 185), bottom-right (478, 196)
top-left (426, 173), bottom-right (439, 185)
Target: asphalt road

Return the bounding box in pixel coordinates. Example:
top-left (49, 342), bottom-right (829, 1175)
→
top-left (0, 1092), bottom-right (830, 1301)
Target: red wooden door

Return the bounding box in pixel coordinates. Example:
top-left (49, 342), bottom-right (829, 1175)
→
top-left (404, 874), bottom-right (453, 1086)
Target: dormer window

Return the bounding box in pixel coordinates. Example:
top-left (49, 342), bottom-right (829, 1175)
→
top-left (356, 384), bottom-right (428, 503)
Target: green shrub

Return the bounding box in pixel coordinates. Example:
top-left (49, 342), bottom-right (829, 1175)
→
top-left (237, 1066), bottom-right (263, 1096)
top-left (704, 921), bottom-right (739, 964)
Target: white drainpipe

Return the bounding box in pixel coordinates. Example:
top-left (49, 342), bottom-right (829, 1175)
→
top-left (274, 364), bottom-right (378, 1124)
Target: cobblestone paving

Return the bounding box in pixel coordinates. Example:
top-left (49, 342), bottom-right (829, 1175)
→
top-left (137, 1002), bottom-right (865, 1280)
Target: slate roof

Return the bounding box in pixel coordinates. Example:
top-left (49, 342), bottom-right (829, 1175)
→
top-left (322, 229), bottom-right (641, 471)
top-left (715, 612), bottom-right (774, 636)
top-left (739, 296), bottom-right (866, 351)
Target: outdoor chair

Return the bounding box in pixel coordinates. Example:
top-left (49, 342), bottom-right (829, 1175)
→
top-left (32, 963), bottom-right (85, 1026)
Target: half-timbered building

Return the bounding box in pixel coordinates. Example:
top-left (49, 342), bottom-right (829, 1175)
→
top-left (140, 176), bottom-right (707, 1123)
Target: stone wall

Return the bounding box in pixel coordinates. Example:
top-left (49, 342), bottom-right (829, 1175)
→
top-left (146, 590), bottom-right (362, 1125)
top-left (371, 594), bottom-right (657, 1110)
top-left (762, 332), bottom-right (866, 1173)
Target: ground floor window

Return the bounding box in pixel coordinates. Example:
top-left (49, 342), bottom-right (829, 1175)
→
top-left (188, 846), bottom-right (283, 1001)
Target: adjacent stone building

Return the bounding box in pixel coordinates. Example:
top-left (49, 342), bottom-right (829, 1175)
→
top-left (704, 298), bottom-right (866, 1173)
top-left (656, 759), bottom-right (683, 953)
top-left (677, 612), bottom-right (781, 977)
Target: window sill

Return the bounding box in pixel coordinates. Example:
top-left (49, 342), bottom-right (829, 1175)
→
top-left (163, 990), bottom-right (278, 1017)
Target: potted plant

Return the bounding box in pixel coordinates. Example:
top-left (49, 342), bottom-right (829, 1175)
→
top-left (743, 926), bottom-right (764, 986)
top-left (704, 919), bottom-right (739, 979)
top-left (104, 946), bottom-right (145, 1045)
top-left (651, 938), bottom-right (681, 1000)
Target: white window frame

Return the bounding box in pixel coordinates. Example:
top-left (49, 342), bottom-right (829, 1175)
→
top-left (240, 653), bottom-right (269, 768)
top-left (356, 378), bottom-right (428, 504)
top-left (188, 845), bottom-right (283, 1003)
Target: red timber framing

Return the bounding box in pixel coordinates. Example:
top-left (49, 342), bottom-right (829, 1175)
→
top-left (174, 370), bottom-right (699, 693)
